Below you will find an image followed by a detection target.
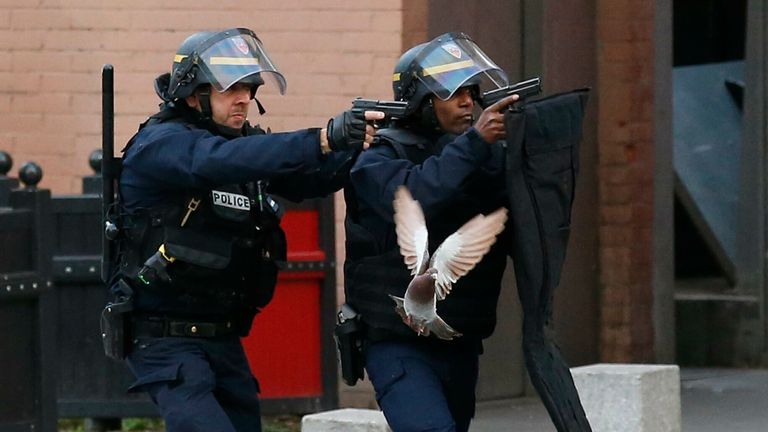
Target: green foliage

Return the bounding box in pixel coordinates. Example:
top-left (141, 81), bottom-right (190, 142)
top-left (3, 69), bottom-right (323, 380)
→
top-left (57, 419), bottom-right (84, 432)
top-left (264, 415), bottom-right (302, 432)
top-left (123, 417), bottom-right (165, 431)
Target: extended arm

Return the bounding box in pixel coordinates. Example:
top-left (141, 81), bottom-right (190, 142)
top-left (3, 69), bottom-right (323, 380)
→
top-left (267, 150), bottom-right (358, 201)
top-left (121, 124), bottom-right (327, 208)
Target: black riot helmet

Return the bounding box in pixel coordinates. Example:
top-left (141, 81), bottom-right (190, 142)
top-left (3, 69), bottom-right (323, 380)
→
top-left (392, 32), bottom-right (509, 117)
top-left (155, 28), bottom-right (287, 106)
top-left (392, 42), bottom-right (430, 114)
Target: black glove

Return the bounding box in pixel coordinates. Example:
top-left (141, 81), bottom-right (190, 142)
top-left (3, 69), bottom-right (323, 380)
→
top-left (327, 108), bottom-right (366, 152)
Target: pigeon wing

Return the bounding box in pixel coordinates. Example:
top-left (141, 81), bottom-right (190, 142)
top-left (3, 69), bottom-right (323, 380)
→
top-left (431, 208), bottom-right (508, 299)
top-left (393, 186), bottom-right (429, 275)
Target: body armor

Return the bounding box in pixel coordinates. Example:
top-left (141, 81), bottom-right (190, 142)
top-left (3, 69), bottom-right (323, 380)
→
top-left (112, 109), bottom-right (286, 334)
top-left (344, 128), bottom-right (507, 340)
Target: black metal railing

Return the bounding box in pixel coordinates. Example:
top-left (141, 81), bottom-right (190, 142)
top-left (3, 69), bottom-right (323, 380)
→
top-left (0, 153), bottom-right (57, 432)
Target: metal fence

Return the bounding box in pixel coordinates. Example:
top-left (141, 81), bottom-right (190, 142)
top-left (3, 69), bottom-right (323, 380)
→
top-left (0, 157), bottom-right (57, 432)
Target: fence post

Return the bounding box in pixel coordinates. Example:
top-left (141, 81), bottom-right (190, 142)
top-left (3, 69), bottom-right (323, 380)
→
top-left (83, 149), bottom-right (102, 195)
top-left (0, 150), bottom-right (19, 206)
top-left (0, 161), bottom-right (57, 432)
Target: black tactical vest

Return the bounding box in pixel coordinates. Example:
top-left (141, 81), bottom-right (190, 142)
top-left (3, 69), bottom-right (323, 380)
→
top-left (114, 110), bottom-right (286, 330)
top-left (344, 128), bottom-right (508, 341)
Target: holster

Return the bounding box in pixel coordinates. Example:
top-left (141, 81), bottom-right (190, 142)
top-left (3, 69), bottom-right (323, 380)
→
top-left (100, 279), bottom-right (134, 360)
top-left (334, 303), bottom-right (365, 386)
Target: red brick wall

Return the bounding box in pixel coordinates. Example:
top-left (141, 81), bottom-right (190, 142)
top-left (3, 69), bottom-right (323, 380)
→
top-left (0, 1), bottom-right (402, 193)
top-left (596, 0), bottom-right (656, 362)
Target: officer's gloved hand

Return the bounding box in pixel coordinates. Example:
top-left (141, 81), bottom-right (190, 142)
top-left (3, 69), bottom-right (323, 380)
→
top-left (326, 109), bottom-right (367, 152)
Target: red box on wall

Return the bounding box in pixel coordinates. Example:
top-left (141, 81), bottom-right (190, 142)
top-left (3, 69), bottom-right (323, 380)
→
top-left (241, 205), bottom-right (335, 404)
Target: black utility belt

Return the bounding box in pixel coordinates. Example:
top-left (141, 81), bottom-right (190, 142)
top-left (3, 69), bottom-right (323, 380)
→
top-left (132, 316), bottom-right (237, 338)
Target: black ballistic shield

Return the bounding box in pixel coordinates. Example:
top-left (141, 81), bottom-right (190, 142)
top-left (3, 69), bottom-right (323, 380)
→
top-left (504, 88), bottom-right (592, 432)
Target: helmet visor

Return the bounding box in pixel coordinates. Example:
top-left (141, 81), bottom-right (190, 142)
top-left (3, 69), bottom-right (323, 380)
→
top-left (194, 30), bottom-right (287, 95)
top-left (408, 33), bottom-right (508, 100)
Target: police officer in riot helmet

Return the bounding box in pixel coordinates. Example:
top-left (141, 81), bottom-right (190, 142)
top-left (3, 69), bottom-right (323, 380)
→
top-left (343, 32), bottom-right (519, 432)
top-left (107, 28), bottom-right (380, 432)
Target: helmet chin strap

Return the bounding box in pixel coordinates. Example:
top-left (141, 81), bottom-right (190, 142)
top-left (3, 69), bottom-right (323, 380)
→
top-left (197, 87), bottom-right (213, 119)
top-left (418, 98), bottom-right (443, 133)
top-left (253, 97), bottom-right (266, 115)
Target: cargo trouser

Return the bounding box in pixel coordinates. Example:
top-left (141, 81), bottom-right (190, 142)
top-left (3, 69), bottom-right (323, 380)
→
top-left (126, 335), bottom-right (261, 432)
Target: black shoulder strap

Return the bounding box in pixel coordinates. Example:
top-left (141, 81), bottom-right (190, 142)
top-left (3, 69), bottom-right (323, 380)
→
top-left (376, 128), bottom-right (434, 164)
top-left (121, 106), bottom-right (192, 154)
top-left (345, 128), bottom-right (434, 224)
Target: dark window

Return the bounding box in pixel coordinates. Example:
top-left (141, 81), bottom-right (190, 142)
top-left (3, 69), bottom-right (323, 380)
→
top-left (674, 0), bottom-right (746, 66)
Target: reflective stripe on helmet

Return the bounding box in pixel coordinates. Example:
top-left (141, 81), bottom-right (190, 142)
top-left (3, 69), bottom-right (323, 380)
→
top-left (421, 59), bottom-right (476, 77)
top-left (209, 57), bottom-right (260, 66)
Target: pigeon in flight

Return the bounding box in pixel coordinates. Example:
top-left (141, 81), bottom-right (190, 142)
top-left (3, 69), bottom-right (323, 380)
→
top-left (389, 186), bottom-right (508, 340)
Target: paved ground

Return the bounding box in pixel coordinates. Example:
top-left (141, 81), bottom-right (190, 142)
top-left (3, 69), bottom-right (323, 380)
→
top-left (679, 368), bottom-right (768, 432)
top-left (471, 397), bottom-right (554, 432)
top-left (470, 368), bottom-right (768, 431)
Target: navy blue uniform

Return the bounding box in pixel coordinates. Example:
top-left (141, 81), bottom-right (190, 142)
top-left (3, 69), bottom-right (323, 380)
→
top-left (349, 128), bottom-right (505, 243)
top-left (345, 126), bottom-right (509, 432)
top-left (119, 115), bottom-right (354, 432)
top-left (121, 123), bottom-right (351, 209)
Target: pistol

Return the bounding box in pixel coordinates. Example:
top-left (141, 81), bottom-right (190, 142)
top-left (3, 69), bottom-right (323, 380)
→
top-left (352, 98), bottom-right (409, 123)
top-left (479, 77), bottom-right (542, 109)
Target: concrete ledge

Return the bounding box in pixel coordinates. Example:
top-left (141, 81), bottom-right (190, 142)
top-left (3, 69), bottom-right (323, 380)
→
top-left (571, 363), bottom-right (681, 432)
top-left (301, 408), bottom-right (391, 432)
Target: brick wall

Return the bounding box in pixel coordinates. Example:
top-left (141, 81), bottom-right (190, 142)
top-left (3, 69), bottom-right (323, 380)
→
top-left (596, 0), bottom-right (656, 362)
top-left (0, 0), bottom-right (402, 193)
